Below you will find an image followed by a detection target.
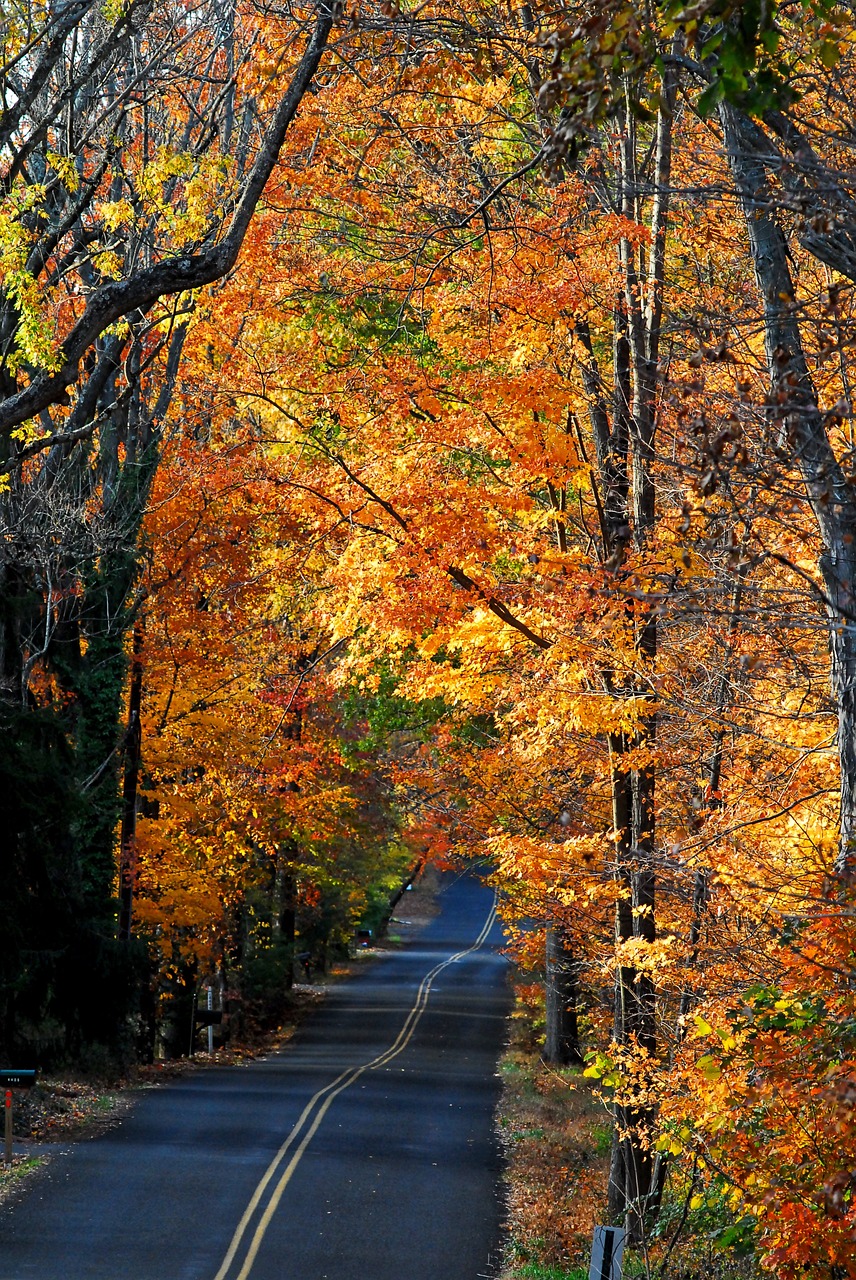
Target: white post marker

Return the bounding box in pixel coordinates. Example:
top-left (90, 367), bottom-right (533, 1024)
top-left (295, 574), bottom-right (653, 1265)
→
top-left (589, 1225), bottom-right (626, 1280)
top-left (207, 985), bottom-right (214, 1055)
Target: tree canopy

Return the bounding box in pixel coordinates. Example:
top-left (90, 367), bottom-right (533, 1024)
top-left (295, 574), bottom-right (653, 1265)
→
top-left (3, 0), bottom-right (856, 1273)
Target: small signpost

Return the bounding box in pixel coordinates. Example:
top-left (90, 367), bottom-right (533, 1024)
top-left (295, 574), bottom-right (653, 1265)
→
top-left (194, 986), bottom-right (222, 1056)
top-left (1, 1069), bottom-right (36, 1166)
top-left (189, 986), bottom-right (223, 1057)
top-left (589, 1225), bottom-right (626, 1280)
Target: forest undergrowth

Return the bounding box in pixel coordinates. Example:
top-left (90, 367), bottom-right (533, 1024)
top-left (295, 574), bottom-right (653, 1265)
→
top-left (497, 981), bottom-right (763, 1280)
top-left (497, 979), bottom-right (608, 1280)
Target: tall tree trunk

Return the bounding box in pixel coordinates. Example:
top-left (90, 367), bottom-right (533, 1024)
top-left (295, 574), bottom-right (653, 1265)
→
top-left (608, 729), bottom-right (636, 1223)
top-left (611, 71), bottom-right (676, 1238)
top-left (544, 924), bottom-right (583, 1065)
top-left (118, 618), bottom-right (144, 941)
top-left (721, 102), bottom-right (856, 879)
top-left (575, 71), bottom-right (675, 1232)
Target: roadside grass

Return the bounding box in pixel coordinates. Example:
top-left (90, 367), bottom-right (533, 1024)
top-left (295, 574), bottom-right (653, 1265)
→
top-left (0, 1155), bottom-right (48, 1205)
top-left (497, 982), bottom-right (609, 1280)
top-left (508, 1267), bottom-right (588, 1280)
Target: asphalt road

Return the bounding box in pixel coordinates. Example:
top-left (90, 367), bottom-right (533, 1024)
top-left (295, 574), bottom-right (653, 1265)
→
top-left (1, 870), bottom-right (510, 1280)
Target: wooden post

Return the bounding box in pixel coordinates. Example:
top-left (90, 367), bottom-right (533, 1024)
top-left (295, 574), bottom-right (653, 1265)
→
top-left (4, 1090), bottom-right (12, 1165)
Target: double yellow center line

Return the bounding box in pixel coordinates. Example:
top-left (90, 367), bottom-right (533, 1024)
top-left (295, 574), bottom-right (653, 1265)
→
top-left (213, 897), bottom-right (498, 1280)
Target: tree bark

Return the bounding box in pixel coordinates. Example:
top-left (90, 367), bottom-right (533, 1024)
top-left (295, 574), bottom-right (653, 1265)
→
top-left (544, 925), bottom-right (583, 1065)
top-left (721, 101), bottom-right (856, 878)
top-left (118, 618), bottom-right (144, 941)
top-left (0, 2), bottom-right (334, 438)
top-left (608, 729), bottom-right (635, 1223)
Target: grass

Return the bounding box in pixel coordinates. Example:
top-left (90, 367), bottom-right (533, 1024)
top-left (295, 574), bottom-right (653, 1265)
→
top-left (508, 1266), bottom-right (588, 1280)
top-left (590, 1123), bottom-right (612, 1157)
top-left (0, 1155), bottom-right (48, 1204)
top-left (1, 1156), bottom-right (45, 1179)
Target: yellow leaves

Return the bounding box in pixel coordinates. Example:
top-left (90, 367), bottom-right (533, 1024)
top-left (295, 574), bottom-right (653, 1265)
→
top-left (562, 693), bottom-right (654, 736)
top-left (614, 934), bottom-right (678, 977)
top-left (92, 249), bottom-right (123, 280)
top-left (507, 344), bottom-right (531, 372)
top-left (441, 77), bottom-right (513, 129)
top-left (138, 148), bottom-right (196, 203)
top-left (696, 1054), bottom-right (723, 1083)
top-left (690, 1010), bottom-right (743, 1057)
top-left (664, 544), bottom-right (705, 577)
top-left (655, 1125), bottom-right (693, 1157)
top-left (490, 832), bottom-right (607, 892)
top-left (582, 1051), bottom-right (620, 1087)
top-left (136, 150), bottom-right (232, 248)
top-left (0, 184), bottom-right (60, 374)
top-left (46, 151), bottom-right (79, 193)
top-left (101, 0), bottom-right (130, 22)
top-left (99, 199), bottom-right (134, 231)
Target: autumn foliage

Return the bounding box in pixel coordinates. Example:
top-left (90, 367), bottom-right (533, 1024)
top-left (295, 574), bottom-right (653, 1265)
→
top-left (4, 0), bottom-right (856, 1275)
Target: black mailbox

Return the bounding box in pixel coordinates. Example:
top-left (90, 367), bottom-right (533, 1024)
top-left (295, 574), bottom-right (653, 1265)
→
top-left (194, 1010), bottom-right (223, 1026)
top-left (0, 1070), bottom-right (36, 1089)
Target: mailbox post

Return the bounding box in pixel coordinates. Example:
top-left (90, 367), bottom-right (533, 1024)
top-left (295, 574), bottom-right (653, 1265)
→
top-left (193, 1004), bottom-right (223, 1058)
top-left (0, 1070), bottom-right (36, 1165)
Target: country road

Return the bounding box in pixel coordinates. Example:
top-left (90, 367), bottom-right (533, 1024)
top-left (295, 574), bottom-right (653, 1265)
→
top-left (1, 870), bottom-right (511, 1280)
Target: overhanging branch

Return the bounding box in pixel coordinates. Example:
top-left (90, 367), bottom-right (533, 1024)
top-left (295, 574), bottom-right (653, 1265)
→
top-left (0, 2), bottom-right (334, 436)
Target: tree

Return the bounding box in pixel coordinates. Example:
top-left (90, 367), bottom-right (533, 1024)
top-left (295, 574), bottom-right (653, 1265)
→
top-left (0, 0), bottom-right (334, 1063)
top-left (126, 345), bottom-right (414, 1050)
top-left (185, 5), bottom-right (856, 1268)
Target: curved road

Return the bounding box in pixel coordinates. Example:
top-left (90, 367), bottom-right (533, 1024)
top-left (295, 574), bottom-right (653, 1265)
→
top-left (1, 871), bottom-right (510, 1280)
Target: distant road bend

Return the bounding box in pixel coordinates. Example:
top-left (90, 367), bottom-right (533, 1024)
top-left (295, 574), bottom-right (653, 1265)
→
top-left (1, 871), bottom-right (510, 1280)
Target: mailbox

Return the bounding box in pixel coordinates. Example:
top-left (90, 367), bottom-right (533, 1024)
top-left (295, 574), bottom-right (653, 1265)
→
top-left (0, 1069), bottom-right (36, 1089)
top-left (194, 1010), bottom-right (223, 1026)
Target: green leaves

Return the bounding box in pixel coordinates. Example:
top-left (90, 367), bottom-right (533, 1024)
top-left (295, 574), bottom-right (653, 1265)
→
top-left (341, 658), bottom-right (446, 760)
top-left (736, 984), bottom-right (827, 1034)
top-left (713, 1215), bottom-right (758, 1254)
top-left (582, 1049), bottom-right (621, 1088)
top-left (675, 0), bottom-right (844, 115)
top-left (0, 184), bottom-right (60, 379)
top-left (540, 0), bottom-right (845, 141)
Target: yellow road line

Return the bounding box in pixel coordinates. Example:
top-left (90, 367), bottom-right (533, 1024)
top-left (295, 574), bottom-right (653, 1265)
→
top-left (213, 896), bottom-right (498, 1280)
top-left (370, 904), bottom-right (497, 1071)
top-left (211, 1068), bottom-right (352, 1280)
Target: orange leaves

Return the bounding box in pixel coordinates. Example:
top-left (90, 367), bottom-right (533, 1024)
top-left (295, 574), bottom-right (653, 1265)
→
top-left (131, 402), bottom-right (406, 971)
top-left (613, 934), bottom-right (679, 978)
top-left (120, 14), bottom-right (856, 1271)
